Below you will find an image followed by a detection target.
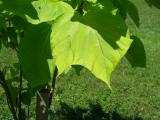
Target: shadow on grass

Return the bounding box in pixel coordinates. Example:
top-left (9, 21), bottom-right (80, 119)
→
top-left (50, 102), bottom-right (143, 120)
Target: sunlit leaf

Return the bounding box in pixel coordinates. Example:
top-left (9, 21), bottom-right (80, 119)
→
top-left (51, 0), bottom-right (132, 87)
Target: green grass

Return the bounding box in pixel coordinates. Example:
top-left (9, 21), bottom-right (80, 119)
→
top-left (1, 0), bottom-right (160, 120)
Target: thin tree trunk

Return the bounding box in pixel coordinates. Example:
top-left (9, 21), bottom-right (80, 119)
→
top-left (36, 88), bottom-right (50, 120)
top-left (36, 67), bottom-right (58, 120)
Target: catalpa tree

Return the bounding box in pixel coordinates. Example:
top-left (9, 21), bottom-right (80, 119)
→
top-left (0, 0), bottom-right (158, 119)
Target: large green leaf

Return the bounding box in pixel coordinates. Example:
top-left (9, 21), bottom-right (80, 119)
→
top-left (51, 0), bottom-right (132, 86)
top-left (3, 0), bottom-right (72, 24)
top-left (19, 23), bottom-right (55, 91)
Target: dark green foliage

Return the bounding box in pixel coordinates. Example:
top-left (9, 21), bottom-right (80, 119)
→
top-left (111, 0), bottom-right (140, 27)
top-left (126, 36), bottom-right (146, 67)
top-left (19, 23), bottom-right (53, 93)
